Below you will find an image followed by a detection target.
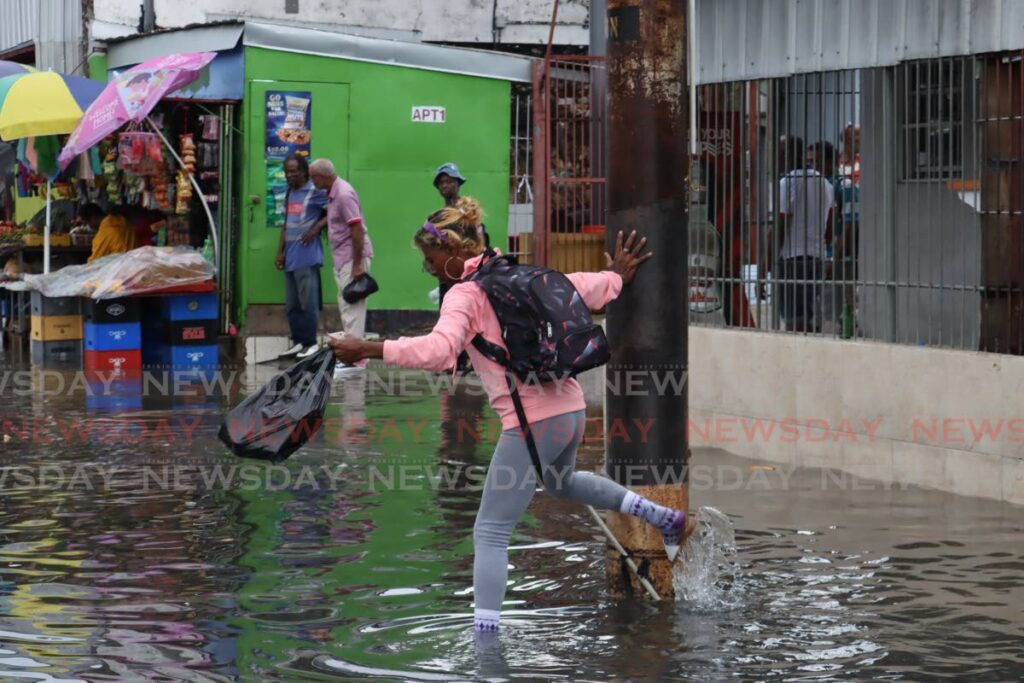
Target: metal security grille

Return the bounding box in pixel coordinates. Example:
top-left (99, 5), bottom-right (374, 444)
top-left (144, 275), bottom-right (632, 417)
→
top-left (690, 55), bottom-right (1023, 354)
top-left (507, 82), bottom-right (534, 263)
top-left (532, 51), bottom-right (1023, 355)
top-left (531, 55), bottom-right (608, 274)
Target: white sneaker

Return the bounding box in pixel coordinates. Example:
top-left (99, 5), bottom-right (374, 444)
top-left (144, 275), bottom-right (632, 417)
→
top-left (333, 362), bottom-right (363, 379)
top-left (296, 344), bottom-right (320, 359)
top-left (278, 342), bottom-right (304, 359)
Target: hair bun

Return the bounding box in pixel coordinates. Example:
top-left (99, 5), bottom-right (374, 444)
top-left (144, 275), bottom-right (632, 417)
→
top-left (455, 196), bottom-right (484, 226)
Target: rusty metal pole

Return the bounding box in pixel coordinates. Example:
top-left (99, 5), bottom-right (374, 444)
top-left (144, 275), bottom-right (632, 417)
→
top-left (603, 0), bottom-right (690, 599)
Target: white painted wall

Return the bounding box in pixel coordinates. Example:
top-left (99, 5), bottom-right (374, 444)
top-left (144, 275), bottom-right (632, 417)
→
top-left (93, 0), bottom-right (143, 27)
top-left (93, 0), bottom-right (590, 46)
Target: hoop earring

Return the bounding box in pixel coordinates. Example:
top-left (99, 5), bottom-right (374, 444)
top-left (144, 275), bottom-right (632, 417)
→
top-left (443, 256), bottom-right (463, 281)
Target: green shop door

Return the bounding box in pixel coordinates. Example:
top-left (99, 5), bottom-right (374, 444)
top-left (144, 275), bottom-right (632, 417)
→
top-left (243, 80), bottom-right (350, 306)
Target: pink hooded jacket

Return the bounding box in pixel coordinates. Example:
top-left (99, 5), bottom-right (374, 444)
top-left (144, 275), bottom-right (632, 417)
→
top-left (383, 252), bottom-right (623, 430)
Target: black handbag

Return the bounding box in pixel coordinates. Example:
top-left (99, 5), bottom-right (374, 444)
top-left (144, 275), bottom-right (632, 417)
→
top-left (342, 272), bottom-right (379, 304)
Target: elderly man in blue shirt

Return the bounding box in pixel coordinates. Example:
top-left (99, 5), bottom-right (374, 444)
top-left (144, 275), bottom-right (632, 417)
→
top-left (275, 153), bottom-right (328, 359)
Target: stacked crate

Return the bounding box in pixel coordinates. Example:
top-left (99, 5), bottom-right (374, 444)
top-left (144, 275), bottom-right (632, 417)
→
top-left (84, 370), bottom-right (144, 412)
top-left (30, 293), bottom-right (83, 366)
top-left (143, 293), bottom-right (220, 371)
top-left (83, 298), bottom-right (143, 374)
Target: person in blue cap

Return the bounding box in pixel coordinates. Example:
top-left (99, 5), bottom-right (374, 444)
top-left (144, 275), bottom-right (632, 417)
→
top-left (434, 162), bottom-right (466, 208)
top-left (432, 163), bottom-right (488, 374)
top-left (433, 162), bottom-right (489, 254)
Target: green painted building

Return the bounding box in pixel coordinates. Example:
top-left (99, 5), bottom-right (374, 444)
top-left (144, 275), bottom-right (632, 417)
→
top-left (102, 22), bottom-right (532, 335)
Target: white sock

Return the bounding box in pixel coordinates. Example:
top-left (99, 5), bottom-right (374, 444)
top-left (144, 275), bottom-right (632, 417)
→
top-left (474, 608), bottom-right (500, 632)
top-left (620, 491), bottom-right (678, 532)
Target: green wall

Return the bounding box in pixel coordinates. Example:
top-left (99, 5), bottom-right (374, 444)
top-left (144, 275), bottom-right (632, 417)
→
top-left (238, 47), bottom-right (512, 325)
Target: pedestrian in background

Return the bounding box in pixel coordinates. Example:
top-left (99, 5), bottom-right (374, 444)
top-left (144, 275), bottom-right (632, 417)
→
top-left (310, 158), bottom-right (373, 366)
top-left (276, 153), bottom-right (328, 359)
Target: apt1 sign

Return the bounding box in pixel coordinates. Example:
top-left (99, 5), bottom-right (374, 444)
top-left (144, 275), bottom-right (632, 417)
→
top-left (412, 106), bottom-right (446, 123)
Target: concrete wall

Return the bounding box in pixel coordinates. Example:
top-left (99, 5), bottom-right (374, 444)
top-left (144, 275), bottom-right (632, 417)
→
top-left (685, 326), bottom-right (1024, 505)
top-left (576, 324), bottom-right (1022, 503)
top-left (93, 0), bottom-right (589, 46)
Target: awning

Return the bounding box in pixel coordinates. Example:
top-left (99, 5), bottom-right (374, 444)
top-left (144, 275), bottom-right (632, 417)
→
top-left (106, 23), bottom-right (243, 69)
top-left (108, 47), bottom-right (244, 101)
top-left (242, 21), bottom-right (533, 83)
top-left (102, 19), bottom-right (533, 90)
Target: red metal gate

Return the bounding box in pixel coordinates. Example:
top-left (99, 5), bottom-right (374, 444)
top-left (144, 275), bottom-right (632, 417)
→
top-left (531, 55), bottom-right (607, 271)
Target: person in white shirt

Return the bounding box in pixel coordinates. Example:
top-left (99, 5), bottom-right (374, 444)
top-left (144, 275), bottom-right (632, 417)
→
top-left (769, 136), bottom-right (835, 333)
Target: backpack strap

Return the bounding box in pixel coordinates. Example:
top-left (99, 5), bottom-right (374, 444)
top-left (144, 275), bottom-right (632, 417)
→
top-left (471, 333), bottom-right (509, 366)
top-left (473, 335), bottom-right (543, 480)
top-left (471, 249), bottom-right (517, 279)
top-left (504, 372), bottom-right (545, 484)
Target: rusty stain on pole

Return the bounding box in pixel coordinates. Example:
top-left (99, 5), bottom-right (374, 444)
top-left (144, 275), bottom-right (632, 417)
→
top-left (604, 0), bottom-right (690, 599)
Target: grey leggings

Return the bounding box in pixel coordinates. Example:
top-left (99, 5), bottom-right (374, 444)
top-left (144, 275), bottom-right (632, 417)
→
top-left (473, 410), bottom-right (630, 612)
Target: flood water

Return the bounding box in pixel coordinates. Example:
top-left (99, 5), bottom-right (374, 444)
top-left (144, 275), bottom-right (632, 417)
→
top-left (0, 362), bottom-right (1022, 681)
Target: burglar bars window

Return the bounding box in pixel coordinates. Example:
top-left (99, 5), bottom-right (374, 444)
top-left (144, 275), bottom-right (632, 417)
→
top-left (901, 59), bottom-right (965, 181)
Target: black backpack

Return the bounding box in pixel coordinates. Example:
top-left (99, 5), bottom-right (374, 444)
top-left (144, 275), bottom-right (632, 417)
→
top-left (468, 250), bottom-right (610, 479)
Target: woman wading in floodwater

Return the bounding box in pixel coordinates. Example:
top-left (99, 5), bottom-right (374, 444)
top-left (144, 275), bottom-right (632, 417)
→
top-left (329, 197), bottom-right (695, 632)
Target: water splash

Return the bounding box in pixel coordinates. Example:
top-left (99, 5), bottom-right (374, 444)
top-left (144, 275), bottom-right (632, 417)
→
top-left (673, 506), bottom-right (743, 610)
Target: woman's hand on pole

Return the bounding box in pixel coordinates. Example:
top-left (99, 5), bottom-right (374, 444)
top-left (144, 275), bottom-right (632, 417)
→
top-left (604, 229), bottom-right (653, 286)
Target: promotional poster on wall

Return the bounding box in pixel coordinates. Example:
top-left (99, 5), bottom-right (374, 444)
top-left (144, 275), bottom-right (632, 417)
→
top-left (265, 90), bottom-right (312, 227)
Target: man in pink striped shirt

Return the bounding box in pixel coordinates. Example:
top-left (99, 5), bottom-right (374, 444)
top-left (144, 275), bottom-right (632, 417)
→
top-left (311, 159), bottom-right (374, 344)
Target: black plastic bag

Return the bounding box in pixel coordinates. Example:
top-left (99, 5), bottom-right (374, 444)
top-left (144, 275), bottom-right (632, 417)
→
top-left (342, 272), bottom-right (379, 304)
top-left (219, 348), bottom-right (336, 462)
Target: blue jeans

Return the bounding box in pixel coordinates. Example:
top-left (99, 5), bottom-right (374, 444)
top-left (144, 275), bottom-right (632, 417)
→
top-left (285, 266), bottom-right (320, 347)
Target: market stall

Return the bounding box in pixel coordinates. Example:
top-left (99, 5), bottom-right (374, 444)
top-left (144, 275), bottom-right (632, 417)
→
top-left (22, 246), bottom-right (218, 372)
top-left (2, 53), bottom-right (229, 374)
top-left (0, 66), bottom-right (107, 273)
top-left (102, 22), bottom-right (530, 339)
top-left (0, 61), bottom-right (106, 336)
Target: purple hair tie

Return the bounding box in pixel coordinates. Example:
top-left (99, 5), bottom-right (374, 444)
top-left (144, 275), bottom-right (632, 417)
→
top-left (421, 220), bottom-right (448, 242)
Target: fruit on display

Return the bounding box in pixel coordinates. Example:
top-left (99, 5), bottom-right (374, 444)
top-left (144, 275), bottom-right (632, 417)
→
top-left (0, 222), bottom-right (25, 244)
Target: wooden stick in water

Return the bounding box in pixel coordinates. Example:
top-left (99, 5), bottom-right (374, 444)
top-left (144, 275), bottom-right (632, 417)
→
top-left (587, 505), bottom-right (662, 601)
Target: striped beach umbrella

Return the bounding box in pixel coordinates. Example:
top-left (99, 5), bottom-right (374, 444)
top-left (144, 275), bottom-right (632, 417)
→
top-left (0, 71), bottom-right (105, 140)
top-left (0, 61), bottom-right (35, 79)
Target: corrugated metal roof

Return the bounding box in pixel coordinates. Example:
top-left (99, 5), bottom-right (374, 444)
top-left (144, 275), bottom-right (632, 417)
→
top-left (105, 20), bottom-right (534, 82)
top-left (107, 23), bottom-right (244, 68)
top-left (242, 21), bottom-right (534, 83)
top-left (0, 0), bottom-right (37, 55)
top-left (695, 0), bottom-right (1024, 84)
top-left (0, 0), bottom-right (84, 72)
top-left (37, 0), bottom-right (83, 73)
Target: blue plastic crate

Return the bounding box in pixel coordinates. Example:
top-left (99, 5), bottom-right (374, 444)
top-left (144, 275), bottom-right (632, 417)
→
top-left (85, 376), bottom-right (144, 397)
top-left (85, 394), bottom-right (144, 413)
top-left (84, 322), bottom-right (142, 351)
top-left (165, 344), bottom-right (220, 369)
top-left (161, 294), bottom-right (218, 321)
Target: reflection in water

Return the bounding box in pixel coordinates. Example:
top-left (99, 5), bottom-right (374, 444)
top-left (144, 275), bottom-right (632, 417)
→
top-left (0, 363), bottom-right (1021, 680)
